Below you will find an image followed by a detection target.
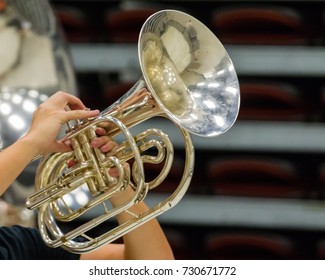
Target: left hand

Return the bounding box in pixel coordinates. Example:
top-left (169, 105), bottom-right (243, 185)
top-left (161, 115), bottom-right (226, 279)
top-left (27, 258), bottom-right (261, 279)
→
top-left (91, 126), bottom-right (117, 153)
top-left (67, 125), bottom-right (118, 168)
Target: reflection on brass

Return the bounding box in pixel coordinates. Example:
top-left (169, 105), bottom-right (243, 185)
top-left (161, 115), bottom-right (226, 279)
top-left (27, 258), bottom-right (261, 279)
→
top-left (142, 33), bottom-right (191, 116)
top-left (26, 10), bottom-right (240, 253)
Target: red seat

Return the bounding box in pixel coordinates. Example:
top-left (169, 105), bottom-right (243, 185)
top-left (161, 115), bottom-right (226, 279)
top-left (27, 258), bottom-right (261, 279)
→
top-left (102, 81), bottom-right (137, 105)
top-left (55, 5), bottom-right (97, 42)
top-left (316, 238), bottom-right (325, 259)
top-left (317, 162), bottom-right (325, 199)
top-left (207, 156), bottom-right (305, 198)
top-left (319, 86), bottom-right (325, 121)
top-left (238, 81), bottom-right (311, 121)
top-left (105, 8), bottom-right (159, 43)
top-left (210, 6), bottom-right (310, 45)
top-left (165, 229), bottom-right (197, 260)
top-left (205, 231), bottom-right (296, 259)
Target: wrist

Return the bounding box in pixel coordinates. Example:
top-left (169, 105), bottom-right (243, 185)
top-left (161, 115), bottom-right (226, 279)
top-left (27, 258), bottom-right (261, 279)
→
top-left (111, 185), bottom-right (149, 217)
top-left (110, 185), bottom-right (135, 207)
top-left (17, 134), bottom-right (41, 159)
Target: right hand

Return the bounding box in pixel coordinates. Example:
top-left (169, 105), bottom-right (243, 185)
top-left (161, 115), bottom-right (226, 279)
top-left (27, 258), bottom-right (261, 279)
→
top-left (23, 91), bottom-right (100, 156)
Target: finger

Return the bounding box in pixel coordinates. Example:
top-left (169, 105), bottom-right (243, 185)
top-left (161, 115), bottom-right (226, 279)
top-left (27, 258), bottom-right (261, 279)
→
top-left (95, 127), bottom-right (107, 136)
top-left (91, 137), bottom-right (117, 153)
top-left (109, 167), bottom-right (120, 177)
top-left (109, 162), bottom-right (130, 177)
top-left (91, 135), bottom-right (115, 148)
top-left (100, 141), bottom-right (117, 153)
top-left (52, 141), bottom-right (73, 153)
top-left (97, 121), bottom-right (111, 129)
top-left (49, 91), bottom-right (86, 110)
top-left (61, 109), bottom-right (100, 123)
top-left (91, 135), bottom-right (109, 148)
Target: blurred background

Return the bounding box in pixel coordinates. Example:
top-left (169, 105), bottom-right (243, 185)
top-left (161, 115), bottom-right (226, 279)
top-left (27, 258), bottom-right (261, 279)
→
top-left (2, 0), bottom-right (325, 259)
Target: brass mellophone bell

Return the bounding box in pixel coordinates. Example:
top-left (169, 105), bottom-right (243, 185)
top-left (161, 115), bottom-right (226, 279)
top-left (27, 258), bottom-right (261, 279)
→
top-left (26, 9), bottom-right (240, 253)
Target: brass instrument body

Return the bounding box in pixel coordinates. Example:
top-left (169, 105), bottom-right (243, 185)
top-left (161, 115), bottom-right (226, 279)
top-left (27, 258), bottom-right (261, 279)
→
top-left (26, 10), bottom-right (240, 253)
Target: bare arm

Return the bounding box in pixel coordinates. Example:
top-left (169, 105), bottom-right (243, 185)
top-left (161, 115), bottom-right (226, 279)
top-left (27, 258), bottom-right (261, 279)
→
top-left (1, 106), bottom-right (174, 260)
top-left (113, 186), bottom-right (174, 260)
top-left (81, 130), bottom-right (174, 260)
top-left (0, 91), bottom-right (99, 195)
top-left (81, 186), bottom-right (174, 260)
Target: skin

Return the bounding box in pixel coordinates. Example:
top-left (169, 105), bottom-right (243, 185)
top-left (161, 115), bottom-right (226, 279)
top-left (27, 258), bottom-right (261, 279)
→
top-left (0, 91), bottom-right (174, 260)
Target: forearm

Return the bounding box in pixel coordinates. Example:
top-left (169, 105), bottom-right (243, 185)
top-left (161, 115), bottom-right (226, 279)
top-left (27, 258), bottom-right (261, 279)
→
top-left (111, 186), bottom-right (174, 260)
top-left (0, 91), bottom-right (99, 196)
top-left (0, 137), bottom-right (38, 195)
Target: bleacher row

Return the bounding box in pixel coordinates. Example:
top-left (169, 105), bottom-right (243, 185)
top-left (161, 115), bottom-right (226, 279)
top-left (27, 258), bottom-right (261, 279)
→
top-left (52, 3), bottom-right (325, 46)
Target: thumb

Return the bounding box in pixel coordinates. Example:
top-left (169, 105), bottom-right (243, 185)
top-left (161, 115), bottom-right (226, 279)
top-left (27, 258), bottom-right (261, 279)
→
top-left (52, 141), bottom-right (73, 153)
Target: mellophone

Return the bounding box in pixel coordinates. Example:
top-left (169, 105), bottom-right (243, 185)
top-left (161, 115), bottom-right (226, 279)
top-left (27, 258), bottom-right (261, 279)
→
top-left (26, 9), bottom-right (240, 253)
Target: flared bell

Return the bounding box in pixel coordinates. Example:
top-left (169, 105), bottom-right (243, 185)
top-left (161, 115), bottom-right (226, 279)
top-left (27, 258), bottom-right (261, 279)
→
top-left (139, 9), bottom-right (240, 137)
top-left (26, 9), bottom-right (241, 253)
